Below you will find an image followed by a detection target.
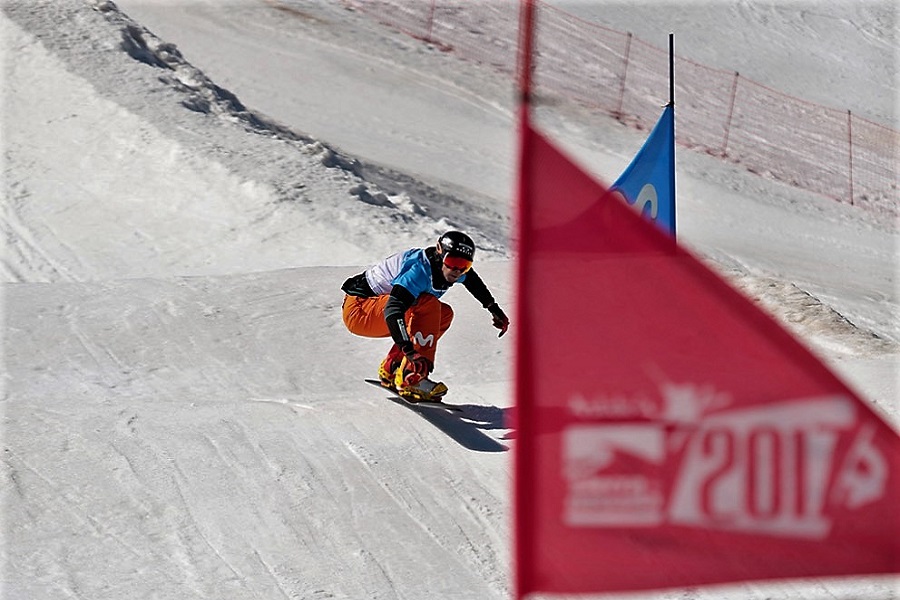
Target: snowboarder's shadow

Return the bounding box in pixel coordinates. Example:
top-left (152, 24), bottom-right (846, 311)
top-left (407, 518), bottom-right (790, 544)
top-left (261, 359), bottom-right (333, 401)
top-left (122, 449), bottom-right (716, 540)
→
top-left (390, 399), bottom-right (511, 452)
top-left (456, 404), bottom-right (511, 432)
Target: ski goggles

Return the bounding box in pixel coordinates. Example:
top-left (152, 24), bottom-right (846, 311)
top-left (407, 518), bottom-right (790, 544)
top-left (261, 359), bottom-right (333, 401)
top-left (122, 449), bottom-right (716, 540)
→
top-left (443, 255), bottom-right (473, 273)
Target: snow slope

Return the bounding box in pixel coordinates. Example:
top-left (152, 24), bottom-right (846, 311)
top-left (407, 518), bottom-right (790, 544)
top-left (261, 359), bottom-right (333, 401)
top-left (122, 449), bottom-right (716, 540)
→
top-left (551, 0), bottom-right (897, 126)
top-left (2, 1), bottom-right (897, 599)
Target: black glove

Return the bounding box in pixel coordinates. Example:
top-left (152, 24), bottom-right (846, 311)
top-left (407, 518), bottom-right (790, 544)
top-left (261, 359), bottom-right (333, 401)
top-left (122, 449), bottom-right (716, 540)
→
top-left (488, 303), bottom-right (509, 337)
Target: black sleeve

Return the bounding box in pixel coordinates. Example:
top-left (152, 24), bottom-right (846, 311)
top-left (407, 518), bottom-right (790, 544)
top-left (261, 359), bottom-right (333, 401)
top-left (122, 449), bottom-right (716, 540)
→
top-left (384, 284), bottom-right (417, 353)
top-left (460, 269), bottom-right (496, 308)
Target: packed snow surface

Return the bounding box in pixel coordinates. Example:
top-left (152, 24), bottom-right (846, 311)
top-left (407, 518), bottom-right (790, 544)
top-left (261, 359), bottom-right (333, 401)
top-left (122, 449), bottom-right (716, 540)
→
top-left (2, 1), bottom-right (897, 599)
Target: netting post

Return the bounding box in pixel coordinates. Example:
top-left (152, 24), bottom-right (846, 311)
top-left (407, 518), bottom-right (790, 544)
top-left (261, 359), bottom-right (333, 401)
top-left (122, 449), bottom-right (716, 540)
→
top-left (847, 110), bottom-right (855, 206)
top-left (721, 71), bottom-right (739, 157)
top-left (426, 0), bottom-right (437, 44)
top-left (616, 32), bottom-right (632, 118)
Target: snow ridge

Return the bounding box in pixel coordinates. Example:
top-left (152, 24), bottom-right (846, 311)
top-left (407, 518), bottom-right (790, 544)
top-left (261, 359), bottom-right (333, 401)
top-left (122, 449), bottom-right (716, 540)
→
top-left (95, 0), bottom-right (510, 252)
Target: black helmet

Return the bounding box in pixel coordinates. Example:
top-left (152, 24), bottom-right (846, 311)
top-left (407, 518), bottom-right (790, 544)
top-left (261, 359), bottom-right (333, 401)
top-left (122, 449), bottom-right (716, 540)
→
top-left (437, 231), bottom-right (475, 261)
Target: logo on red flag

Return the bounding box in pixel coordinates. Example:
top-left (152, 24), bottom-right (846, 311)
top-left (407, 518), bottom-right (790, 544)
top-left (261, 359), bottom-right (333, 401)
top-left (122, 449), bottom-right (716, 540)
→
top-left (564, 390), bottom-right (889, 539)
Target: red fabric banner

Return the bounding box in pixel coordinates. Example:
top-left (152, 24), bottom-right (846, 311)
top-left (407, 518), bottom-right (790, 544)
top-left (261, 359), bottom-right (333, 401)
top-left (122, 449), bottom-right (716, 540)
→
top-left (513, 122), bottom-right (900, 595)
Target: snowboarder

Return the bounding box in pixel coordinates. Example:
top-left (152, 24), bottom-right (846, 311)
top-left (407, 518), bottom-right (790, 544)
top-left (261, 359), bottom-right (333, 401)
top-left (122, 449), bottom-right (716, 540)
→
top-left (341, 230), bottom-right (510, 401)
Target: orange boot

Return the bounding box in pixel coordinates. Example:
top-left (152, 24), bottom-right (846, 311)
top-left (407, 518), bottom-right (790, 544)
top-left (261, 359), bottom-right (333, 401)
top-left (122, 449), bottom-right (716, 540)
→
top-left (377, 344), bottom-right (405, 389)
top-left (393, 356), bottom-right (448, 401)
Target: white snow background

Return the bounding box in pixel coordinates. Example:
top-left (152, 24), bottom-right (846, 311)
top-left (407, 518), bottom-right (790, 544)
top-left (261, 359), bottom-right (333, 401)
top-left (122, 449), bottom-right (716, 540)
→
top-left (2, 0), bottom-right (897, 599)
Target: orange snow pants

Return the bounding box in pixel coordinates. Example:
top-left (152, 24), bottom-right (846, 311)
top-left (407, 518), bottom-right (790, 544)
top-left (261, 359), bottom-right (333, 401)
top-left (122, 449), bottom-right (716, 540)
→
top-left (342, 294), bottom-right (453, 364)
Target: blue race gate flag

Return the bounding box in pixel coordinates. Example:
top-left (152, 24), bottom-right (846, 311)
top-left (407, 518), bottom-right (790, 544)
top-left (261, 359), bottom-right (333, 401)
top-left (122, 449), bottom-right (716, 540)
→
top-left (611, 104), bottom-right (676, 236)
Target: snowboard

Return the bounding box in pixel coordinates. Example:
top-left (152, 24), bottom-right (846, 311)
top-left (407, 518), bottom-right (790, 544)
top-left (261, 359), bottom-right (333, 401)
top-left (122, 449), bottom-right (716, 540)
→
top-left (364, 379), bottom-right (462, 412)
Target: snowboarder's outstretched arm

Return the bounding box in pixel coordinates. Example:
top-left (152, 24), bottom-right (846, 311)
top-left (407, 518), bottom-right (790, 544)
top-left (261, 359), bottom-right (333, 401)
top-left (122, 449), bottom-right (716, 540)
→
top-left (460, 268), bottom-right (493, 307)
top-left (461, 269), bottom-right (509, 337)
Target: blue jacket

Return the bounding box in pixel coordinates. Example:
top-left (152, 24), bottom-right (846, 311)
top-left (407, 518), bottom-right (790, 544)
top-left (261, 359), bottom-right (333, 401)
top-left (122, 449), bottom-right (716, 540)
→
top-left (341, 246), bottom-right (495, 352)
